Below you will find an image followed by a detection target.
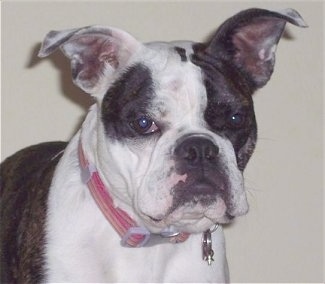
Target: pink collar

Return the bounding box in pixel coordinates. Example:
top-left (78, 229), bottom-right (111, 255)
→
top-left (78, 141), bottom-right (190, 247)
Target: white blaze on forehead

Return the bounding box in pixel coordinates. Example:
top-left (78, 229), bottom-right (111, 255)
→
top-left (143, 48), bottom-right (207, 128)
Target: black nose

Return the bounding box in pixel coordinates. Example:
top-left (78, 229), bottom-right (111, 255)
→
top-left (174, 135), bottom-right (219, 167)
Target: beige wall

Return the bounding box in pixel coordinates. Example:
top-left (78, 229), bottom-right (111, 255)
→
top-left (1, 0), bottom-right (323, 282)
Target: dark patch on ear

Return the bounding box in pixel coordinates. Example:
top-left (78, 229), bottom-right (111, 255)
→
top-left (174, 46), bottom-right (188, 62)
top-left (101, 63), bottom-right (155, 139)
top-left (191, 42), bottom-right (255, 96)
top-left (193, 8), bottom-right (306, 90)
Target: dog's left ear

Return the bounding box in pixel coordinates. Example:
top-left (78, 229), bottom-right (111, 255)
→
top-left (38, 26), bottom-right (141, 95)
top-left (202, 8), bottom-right (307, 89)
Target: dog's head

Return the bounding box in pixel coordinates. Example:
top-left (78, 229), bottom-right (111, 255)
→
top-left (39, 8), bottom-right (306, 234)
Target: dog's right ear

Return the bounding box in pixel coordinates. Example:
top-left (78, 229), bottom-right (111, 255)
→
top-left (195, 8), bottom-right (307, 90)
top-left (38, 26), bottom-right (142, 95)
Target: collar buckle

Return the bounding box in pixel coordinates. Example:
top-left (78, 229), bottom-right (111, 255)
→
top-left (121, 227), bottom-right (151, 247)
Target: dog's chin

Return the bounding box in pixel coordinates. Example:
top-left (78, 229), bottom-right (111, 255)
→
top-left (140, 198), bottom-right (236, 234)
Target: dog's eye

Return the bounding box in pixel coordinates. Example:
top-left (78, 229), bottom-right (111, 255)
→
top-left (227, 113), bottom-right (245, 128)
top-left (130, 116), bottom-right (159, 135)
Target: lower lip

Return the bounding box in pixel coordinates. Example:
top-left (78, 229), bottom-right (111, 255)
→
top-left (148, 215), bottom-right (163, 222)
top-left (226, 213), bottom-right (235, 220)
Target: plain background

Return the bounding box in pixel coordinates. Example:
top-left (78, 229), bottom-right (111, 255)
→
top-left (1, 0), bottom-right (324, 282)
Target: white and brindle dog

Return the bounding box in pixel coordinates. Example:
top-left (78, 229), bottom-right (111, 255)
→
top-left (1, 8), bottom-right (306, 283)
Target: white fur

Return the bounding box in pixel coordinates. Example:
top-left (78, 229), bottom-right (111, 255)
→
top-left (44, 40), bottom-right (245, 283)
top-left (45, 118), bottom-right (229, 283)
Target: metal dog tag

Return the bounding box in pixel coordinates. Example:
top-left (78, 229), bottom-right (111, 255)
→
top-left (202, 229), bottom-right (214, 265)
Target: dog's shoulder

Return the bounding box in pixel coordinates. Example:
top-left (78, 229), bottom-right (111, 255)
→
top-left (1, 141), bottom-right (67, 185)
top-left (0, 141), bottom-right (67, 283)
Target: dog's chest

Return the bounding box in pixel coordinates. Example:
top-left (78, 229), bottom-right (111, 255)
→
top-left (46, 204), bottom-right (228, 282)
top-left (42, 136), bottom-right (228, 282)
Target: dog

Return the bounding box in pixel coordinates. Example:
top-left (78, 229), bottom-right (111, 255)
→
top-left (0, 8), bottom-right (306, 283)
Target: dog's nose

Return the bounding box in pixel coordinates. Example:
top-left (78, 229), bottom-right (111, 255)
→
top-left (174, 135), bottom-right (219, 167)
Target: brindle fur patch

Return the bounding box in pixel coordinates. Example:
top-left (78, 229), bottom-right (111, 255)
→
top-left (0, 142), bottom-right (67, 283)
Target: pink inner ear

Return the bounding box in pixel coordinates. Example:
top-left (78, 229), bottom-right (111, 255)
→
top-left (62, 34), bottom-right (120, 92)
top-left (99, 51), bottom-right (119, 69)
top-left (231, 18), bottom-right (284, 86)
top-left (67, 35), bottom-right (119, 67)
top-left (233, 19), bottom-right (281, 61)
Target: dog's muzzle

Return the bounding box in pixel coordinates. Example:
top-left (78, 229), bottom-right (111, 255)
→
top-left (172, 134), bottom-right (227, 203)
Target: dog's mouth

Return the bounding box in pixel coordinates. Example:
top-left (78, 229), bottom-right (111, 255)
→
top-left (137, 165), bottom-right (248, 233)
top-left (148, 215), bottom-right (164, 223)
top-left (147, 210), bottom-right (235, 224)
top-left (142, 193), bottom-right (235, 233)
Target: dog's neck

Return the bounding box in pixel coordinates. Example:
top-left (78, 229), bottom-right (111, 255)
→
top-left (78, 139), bottom-right (190, 247)
top-left (77, 105), bottom-right (219, 264)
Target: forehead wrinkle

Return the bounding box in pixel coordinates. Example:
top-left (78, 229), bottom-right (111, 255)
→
top-left (153, 62), bottom-right (207, 129)
top-left (143, 42), bottom-right (207, 128)
top-left (143, 42), bottom-right (181, 75)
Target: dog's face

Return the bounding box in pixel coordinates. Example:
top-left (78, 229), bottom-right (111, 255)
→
top-left (99, 42), bottom-right (255, 233)
top-left (39, 8), bottom-right (306, 233)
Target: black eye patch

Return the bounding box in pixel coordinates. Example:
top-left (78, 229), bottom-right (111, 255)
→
top-left (101, 63), bottom-right (155, 140)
